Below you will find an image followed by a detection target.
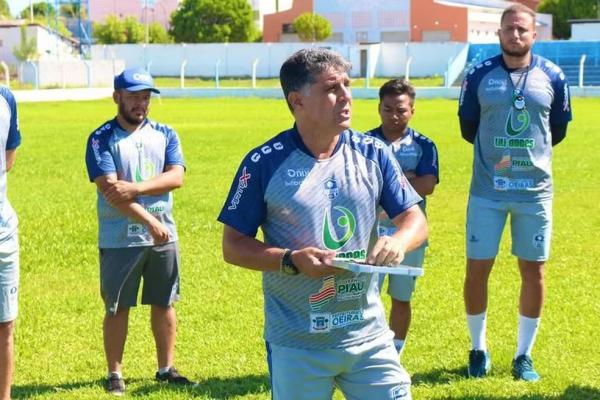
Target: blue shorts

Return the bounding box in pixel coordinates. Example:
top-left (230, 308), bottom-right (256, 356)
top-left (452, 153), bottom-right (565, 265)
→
top-left (378, 247), bottom-right (425, 302)
top-left (466, 195), bottom-right (552, 262)
top-left (266, 333), bottom-right (411, 400)
top-left (0, 234), bottom-right (19, 323)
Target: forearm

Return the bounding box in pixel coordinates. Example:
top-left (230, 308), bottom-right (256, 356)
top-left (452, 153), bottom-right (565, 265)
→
top-left (408, 175), bottom-right (437, 197)
top-left (136, 165), bottom-right (184, 196)
top-left (222, 226), bottom-right (283, 272)
top-left (112, 199), bottom-right (160, 227)
top-left (390, 206), bottom-right (428, 253)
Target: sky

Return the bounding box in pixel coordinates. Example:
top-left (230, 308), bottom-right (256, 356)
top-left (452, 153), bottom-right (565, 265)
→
top-left (7, 0), bottom-right (33, 17)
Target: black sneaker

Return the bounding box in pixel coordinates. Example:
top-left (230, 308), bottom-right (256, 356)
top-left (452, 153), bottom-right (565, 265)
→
top-left (106, 372), bottom-right (125, 396)
top-left (155, 367), bottom-right (195, 385)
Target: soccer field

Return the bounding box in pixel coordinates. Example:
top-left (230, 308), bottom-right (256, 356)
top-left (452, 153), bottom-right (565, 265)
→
top-left (9, 97), bottom-right (600, 399)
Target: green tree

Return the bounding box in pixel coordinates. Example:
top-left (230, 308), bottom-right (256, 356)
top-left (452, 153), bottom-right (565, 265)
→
top-left (0, 0), bottom-right (10, 18)
top-left (13, 25), bottom-right (38, 62)
top-left (170, 0), bottom-right (258, 43)
top-left (93, 15), bottom-right (126, 44)
top-left (293, 12), bottom-right (332, 42)
top-left (19, 2), bottom-right (56, 19)
top-left (94, 15), bottom-right (170, 44)
top-left (148, 22), bottom-right (172, 43)
top-left (538, 0), bottom-right (598, 39)
top-left (122, 16), bottom-right (145, 43)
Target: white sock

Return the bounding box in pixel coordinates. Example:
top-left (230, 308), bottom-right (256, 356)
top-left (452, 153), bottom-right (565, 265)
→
top-left (516, 315), bottom-right (540, 358)
top-left (393, 339), bottom-right (405, 355)
top-left (108, 371), bottom-right (122, 379)
top-left (159, 366), bottom-right (172, 374)
top-left (467, 312), bottom-right (487, 351)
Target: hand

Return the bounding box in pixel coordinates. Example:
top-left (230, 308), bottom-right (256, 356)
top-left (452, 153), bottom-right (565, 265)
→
top-left (147, 219), bottom-right (170, 244)
top-left (366, 236), bottom-right (405, 266)
top-left (103, 180), bottom-right (140, 205)
top-left (291, 247), bottom-right (341, 278)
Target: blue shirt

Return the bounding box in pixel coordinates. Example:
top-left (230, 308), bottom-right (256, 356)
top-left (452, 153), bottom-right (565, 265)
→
top-left (85, 118), bottom-right (185, 248)
top-left (0, 87), bottom-right (21, 241)
top-left (459, 54), bottom-right (572, 201)
top-left (218, 126), bottom-right (422, 350)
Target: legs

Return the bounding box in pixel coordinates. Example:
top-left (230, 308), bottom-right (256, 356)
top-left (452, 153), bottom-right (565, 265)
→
top-left (104, 308), bottom-right (130, 374)
top-left (151, 305), bottom-right (176, 369)
top-left (0, 321), bottom-right (14, 400)
top-left (389, 299), bottom-right (411, 341)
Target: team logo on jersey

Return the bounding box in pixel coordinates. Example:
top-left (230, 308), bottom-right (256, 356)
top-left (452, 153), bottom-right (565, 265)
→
top-left (322, 206), bottom-right (356, 250)
top-left (324, 177), bottom-right (338, 200)
top-left (135, 159), bottom-right (156, 183)
top-left (309, 276), bottom-right (336, 311)
top-left (227, 166), bottom-right (251, 210)
top-left (505, 108), bottom-right (530, 137)
top-left (390, 385), bottom-right (410, 399)
top-left (91, 138), bottom-right (102, 163)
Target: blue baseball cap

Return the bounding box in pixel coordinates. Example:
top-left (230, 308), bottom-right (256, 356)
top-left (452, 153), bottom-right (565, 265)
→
top-left (114, 67), bottom-right (160, 94)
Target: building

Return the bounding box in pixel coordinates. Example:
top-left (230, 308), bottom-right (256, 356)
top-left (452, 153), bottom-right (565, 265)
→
top-left (569, 19), bottom-right (600, 41)
top-left (262, 0), bottom-right (551, 43)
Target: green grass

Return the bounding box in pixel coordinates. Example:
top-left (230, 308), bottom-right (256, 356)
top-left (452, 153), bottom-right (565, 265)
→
top-left (9, 97), bottom-right (600, 399)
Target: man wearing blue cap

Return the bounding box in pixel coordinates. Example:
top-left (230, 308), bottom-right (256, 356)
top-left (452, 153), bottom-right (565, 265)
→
top-left (85, 68), bottom-right (192, 395)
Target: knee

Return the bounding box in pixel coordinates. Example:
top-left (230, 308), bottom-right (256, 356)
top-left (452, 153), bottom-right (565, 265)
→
top-left (391, 298), bottom-right (410, 311)
top-left (0, 321), bottom-right (14, 340)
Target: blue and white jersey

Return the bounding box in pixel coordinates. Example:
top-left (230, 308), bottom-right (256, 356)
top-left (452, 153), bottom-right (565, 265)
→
top-left (366, 126), bottom-right (439, 232)
top-left (0, 87), bottom-right (21, 241)
top-left (459, 54), bottom-right (572, 202)
top-left (218, 126), bottom-right (422, 350)
top-left (85, 118), bottom-right (185, 248)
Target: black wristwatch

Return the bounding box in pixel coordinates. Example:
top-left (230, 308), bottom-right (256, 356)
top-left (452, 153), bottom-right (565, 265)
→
top-left (280, 249), bottom-right (299, 275)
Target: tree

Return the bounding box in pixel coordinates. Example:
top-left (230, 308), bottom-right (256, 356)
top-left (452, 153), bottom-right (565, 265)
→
top-left (13, 25), bottom-right (38, 62)
top-left (94, 15), bottom-right (171, 44)
top-left (170, 0), bottom-right (259, 43)
top-left (0, 0), bottom-right (10, 18)
top-left (293, 12), bottom-right (332, 42)
top-left (538, 0), bottom-right (598, 39)
top-left (148, 22), bottom-right (172, 44)
top-left (19, 2), bottom-right (56, 19)
top-left (93, 15), bottom-right (126, 44)
top-left (122, 16), bottom-right (145, 43)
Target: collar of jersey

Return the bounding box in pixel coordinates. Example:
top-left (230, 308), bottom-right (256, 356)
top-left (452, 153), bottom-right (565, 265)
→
top-left (112, 117), bottom-right (150, 134)
top-left (290, 123), bottom-right (347, 159)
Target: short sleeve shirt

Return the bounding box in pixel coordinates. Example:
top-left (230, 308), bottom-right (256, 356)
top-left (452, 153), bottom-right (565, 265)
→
top-left (458, 54), bottom-right (572, 202)
top-left (218, 127), bottom-right (421, 350)
top-left (85, 118), bottom-right (185, 248)
top-left (0, 87), bottom-right (21, 241)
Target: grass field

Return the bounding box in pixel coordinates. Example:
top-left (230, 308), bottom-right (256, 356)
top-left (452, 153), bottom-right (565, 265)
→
top-left (8, 96), bottom-right (600, 399)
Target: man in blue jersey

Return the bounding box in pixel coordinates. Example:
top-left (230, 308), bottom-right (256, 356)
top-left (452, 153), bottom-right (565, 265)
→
top-left (218, 49), bottom-right (428, 400)
top-left (458, 4), bottom-right (571, 381)
top-left (0, 87), bottom-right (21, 400)
top-left (85, 68), bottom-right (192, 395)
top-left (366, 79), bottom-right (439, 357)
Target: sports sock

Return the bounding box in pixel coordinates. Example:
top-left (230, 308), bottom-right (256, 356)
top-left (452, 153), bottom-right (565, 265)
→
top-left (159, 366), bottom-right (172, 375)
top-left (466, 312), bottom-right (487, 351)
top-left (108, 371), bottom-right (122, 379)
top-left (516, 315), bottom-right (540, 358)
top-left (393, 339), bottom-right (405, 355)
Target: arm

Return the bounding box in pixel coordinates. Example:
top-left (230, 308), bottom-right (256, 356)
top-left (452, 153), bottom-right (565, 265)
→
top-left (460, 118), bottom-right (479, 144)
top-left (222, 225), bottom-right (340, 278)
top-left (404, 171), bottom-right (437, 197)
top-left (5, 150), bottom-right (16, 172)
top-left (95, 174), bottom-right (169, 244)
top-left (551, 122), bottom-right (568, 146)
top-left (102, 164), bottom-right (184, 204)
top-left (367, 204), bottom-right (428, 266)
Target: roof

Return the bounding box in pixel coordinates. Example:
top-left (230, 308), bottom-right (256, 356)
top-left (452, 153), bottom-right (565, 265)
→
top-left (568, 19), bottom-right (600, 25)
top-left (0, 20), bottom-right (79, 45)
top-left (433, 0), bottom-right (517, 10)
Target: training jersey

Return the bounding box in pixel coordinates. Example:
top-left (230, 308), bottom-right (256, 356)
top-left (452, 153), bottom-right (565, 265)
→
top-left (85, 118), bottom-right (185, 249)
top-left (458, 54), bottom-right (572, 202)
top-left (366, 126), bottom-right (439, 233)
top-left (218, 126), bottom-right (422, 350)
top-left (0, 87), bottom-right (21, 242)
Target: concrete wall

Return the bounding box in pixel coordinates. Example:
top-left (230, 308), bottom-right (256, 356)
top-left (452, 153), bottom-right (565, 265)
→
top-left (572, 23), bottom-right (600, 41)
top-left (20, 59), bottom-right (126, 88)
top-left (0, 25), bottom-right (78, 67)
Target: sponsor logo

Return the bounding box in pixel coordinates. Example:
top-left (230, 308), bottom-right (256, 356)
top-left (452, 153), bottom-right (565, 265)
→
top-left (533, 230), bottom-right (545, 249)
top-left (285, 168), bottom-right (309, 187)
top-left (493, 177), bottom-right (534, 191)
top-left (493, 137), bottom-right (535, 149)
top-left (323, 177), bottom-right (338, 200)
top-left (146, 204), bottom-right (165, 214)
top-left (91, 138), bottom-right (102, 163)
top-left (309, 276), bottom-right (336, 311)
top-left (511, 157), bottom-right (535, 172)
top-left (250, 142), bottom-right (284, 163)
top-left (391, 385), bottom-right (410, 399)
top-left (9, 286), bottom-right (17, 295)
top-left (505, 108), bottom-right (530, 137)
top-left (494, 153), bottom-right (511, 176)
top-left (310, 309), bottom-right (365, 333)
top-left (563, 84), bottom-right (570, 112)
top-left (132, 72), bottom-right (152, 83)
top-left (127, 223), bottom-right (145, 237)
top-left (485, 78), bottom-right (507, 92)
top-left (227, 167), bottom-right (251, 210)
top-left (459, 79), bottom-right (468, 105)
top-left (469, 234), bottom-right (479, 243)
top-left (335, 248), bottom-right (366, 260)
top-left (337, 277), bottom-right (366, 301)
top-left (322, 206), bottom-right (356, 250)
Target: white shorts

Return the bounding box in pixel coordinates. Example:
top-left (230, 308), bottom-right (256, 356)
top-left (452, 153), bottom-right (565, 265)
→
top-left (0, 234), bottom-right (19, 323)
top-left (267, 333), bottom-right (411, 400)
top-left (466, 195), bottom-right (552, 261)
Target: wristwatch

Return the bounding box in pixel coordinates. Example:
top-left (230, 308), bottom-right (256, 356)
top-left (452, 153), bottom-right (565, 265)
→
top-left (280, 249), bottom-right (299, 275)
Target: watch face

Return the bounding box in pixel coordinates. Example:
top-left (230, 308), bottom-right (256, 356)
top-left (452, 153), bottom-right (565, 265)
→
top-left (282, 263), bottom-right (298, 275)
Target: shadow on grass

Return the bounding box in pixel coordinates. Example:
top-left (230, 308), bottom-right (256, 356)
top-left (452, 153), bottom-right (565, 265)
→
top-left (412, 366), bottom-right (467, 385)
top-left (12, 378), bottom-right (143, 398)
top-left (129, 373), bottom-right (270, 398)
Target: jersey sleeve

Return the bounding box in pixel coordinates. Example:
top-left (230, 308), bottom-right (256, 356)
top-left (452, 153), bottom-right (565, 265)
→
top-left (550, 73), bottom-right (573, 125)
top-left (3, 89), bottom-right (21, 150)
top-left (378, 146), bottom-right (422, 219)
top-left (165, 128), bottom-right (186, 169)
top-left (458, 71), bottom-right (481, 122)
top-left (85, 133), bottom-right (116, 182)
top-left (217, 155), bottom-right (267, 238)
top-left (415, 138), bottom-right (440, 181)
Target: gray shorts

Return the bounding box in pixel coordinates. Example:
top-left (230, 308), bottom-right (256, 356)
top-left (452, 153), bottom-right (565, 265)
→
top-left (100, 242), bottom-right (180, 315)
top-left (378, 247), bottom-right (425, 302)
top-left (466, 195), bottom-right (553, 261)
top-left (0, 234), bottom-right (19, 323)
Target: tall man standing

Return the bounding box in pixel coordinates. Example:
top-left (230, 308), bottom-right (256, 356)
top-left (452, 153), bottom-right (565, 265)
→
top-left (218, 49), bottom-right (427, 399)
top-left (458, 4), bottom-right (571, 381)
top-left (85, 68), bottom-right (192, 395)
top-left (0, 87), bottom-right (22, 400)
top-left (367, 79), bottom-right (439, 357)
